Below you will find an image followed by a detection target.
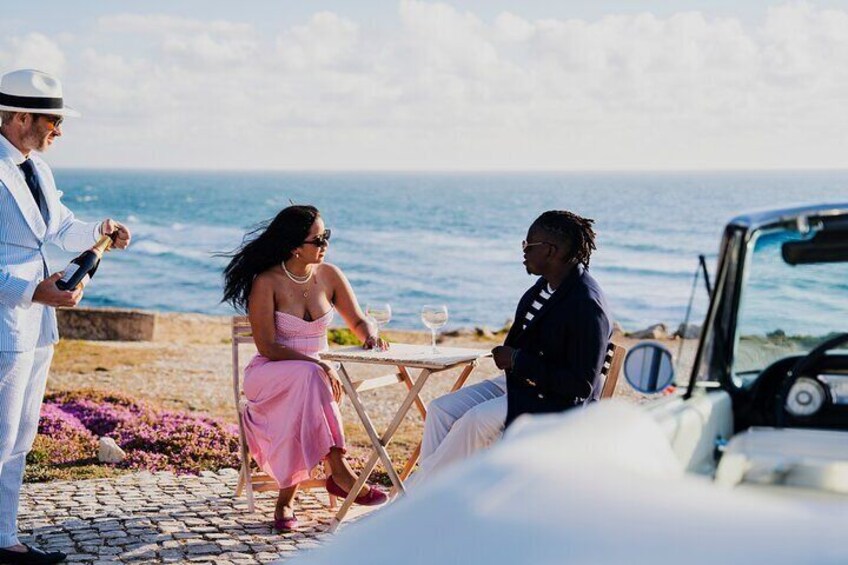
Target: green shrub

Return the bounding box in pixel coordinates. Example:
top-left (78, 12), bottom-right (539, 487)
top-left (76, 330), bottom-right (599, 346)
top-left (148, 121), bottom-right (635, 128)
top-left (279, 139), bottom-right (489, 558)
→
top-left (328, 328), bottom-right (362, 346)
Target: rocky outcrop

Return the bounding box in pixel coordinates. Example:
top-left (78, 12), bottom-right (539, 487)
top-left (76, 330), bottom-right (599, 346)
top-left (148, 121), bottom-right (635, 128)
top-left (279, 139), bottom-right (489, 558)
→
top-left (627, 323), bottom-right (669, 340)
top-left (57, 307), bottom-right (156, 341)
top-left (675, 323), bottom-right (701, 339)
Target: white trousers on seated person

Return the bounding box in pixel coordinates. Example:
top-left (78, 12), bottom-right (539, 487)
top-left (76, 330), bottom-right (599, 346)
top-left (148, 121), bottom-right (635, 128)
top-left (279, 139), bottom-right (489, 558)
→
top-left (408, 374), bottom-right (506, 489)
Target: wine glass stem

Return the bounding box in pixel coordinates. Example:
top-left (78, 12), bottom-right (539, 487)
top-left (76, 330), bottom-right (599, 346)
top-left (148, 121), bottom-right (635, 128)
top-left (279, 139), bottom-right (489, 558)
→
top-left (431, 329), bottom-right (437, 353)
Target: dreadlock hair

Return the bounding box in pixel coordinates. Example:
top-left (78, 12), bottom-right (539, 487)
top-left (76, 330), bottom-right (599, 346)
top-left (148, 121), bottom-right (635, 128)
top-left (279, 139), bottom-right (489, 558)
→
top-left (529, 210), bottom-right (597, 268)
top-left (221, 205), bottom-right (320, 312)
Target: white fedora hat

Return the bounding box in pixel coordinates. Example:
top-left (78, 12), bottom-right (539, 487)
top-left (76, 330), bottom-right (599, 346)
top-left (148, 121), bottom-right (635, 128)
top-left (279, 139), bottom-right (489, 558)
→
top-left (0, 68), bottom-right (80, 117)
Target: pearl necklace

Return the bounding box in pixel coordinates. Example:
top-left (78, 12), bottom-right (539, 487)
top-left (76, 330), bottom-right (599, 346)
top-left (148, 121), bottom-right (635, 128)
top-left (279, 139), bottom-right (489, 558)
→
top-left (282, 261), bottom-right (313, 284)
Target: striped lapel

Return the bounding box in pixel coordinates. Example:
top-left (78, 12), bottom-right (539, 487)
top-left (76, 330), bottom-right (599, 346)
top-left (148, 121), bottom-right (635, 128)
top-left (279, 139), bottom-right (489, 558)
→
top-left (518, 265), bottom-right (583, 338)
top-left (504, 278), bottom-right (545, 346)
top-left (0, 156), bottom-right (47, 239)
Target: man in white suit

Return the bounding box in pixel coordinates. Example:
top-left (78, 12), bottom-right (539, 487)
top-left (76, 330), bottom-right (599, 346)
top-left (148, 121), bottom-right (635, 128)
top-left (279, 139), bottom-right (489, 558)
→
top-left (0, 69), bottom-right (130, 565)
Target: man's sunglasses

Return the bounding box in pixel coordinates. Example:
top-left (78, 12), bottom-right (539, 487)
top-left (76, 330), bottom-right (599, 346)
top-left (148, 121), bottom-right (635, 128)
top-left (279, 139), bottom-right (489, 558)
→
top-left (38, 114), bottom-right (63, 130)
top-left (522, 240), bottom-right (554, 252)
top-left (303, 229), bottom-right (332, 247)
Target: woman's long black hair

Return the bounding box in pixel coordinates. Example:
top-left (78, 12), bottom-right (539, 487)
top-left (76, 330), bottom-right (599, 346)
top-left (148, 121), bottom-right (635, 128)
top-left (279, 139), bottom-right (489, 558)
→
top-left (222, 205), bottom-right (320, 312)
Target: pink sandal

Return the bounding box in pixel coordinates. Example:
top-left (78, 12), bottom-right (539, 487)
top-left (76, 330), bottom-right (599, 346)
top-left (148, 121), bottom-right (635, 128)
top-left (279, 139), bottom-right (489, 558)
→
top-left (273, 512), bottom-right (298, 533)
top-left (326, 476), bottom-right (388, 506)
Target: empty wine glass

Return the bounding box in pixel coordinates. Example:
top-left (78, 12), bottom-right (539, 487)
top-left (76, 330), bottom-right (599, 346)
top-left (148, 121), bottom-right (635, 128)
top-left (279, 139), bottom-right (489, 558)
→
top-left (365, 303), bottom-right (392, 341)
top-left (421, 304), bottom-right (448, 354)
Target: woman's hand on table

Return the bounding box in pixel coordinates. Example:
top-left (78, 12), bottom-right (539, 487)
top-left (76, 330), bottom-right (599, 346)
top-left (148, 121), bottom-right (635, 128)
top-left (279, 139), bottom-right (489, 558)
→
top-left (363, 335), bottom-right (389, 351)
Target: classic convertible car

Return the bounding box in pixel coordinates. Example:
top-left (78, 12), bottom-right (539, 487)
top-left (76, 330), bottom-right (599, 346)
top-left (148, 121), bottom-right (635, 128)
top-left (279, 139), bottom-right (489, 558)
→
top-left (629, 202), bottom-right (848, 493)
top-left (294, 203), bottom-right (848, 565)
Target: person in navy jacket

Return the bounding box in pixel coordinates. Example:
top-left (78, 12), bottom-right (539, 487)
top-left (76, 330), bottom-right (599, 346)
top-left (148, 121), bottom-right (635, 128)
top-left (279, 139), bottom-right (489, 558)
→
top-left (410, 210), bottom-right (612, 487)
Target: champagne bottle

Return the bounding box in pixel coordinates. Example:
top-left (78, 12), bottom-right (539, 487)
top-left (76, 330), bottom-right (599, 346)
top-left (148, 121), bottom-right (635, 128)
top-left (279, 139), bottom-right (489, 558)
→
top-left (56, 234), bottom-right (114, 291)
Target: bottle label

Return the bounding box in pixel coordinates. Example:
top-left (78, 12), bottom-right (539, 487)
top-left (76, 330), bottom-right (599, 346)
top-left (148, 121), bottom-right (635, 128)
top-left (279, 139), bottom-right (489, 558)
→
top-left (59, 264), bottom-right (79, 284)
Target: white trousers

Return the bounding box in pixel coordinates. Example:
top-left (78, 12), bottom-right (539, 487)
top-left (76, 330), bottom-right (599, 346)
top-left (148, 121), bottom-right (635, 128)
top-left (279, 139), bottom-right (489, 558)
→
top-left (410, 374), bottom-right (507, 488)
top-left (0, 346), bottom-right (53, 548)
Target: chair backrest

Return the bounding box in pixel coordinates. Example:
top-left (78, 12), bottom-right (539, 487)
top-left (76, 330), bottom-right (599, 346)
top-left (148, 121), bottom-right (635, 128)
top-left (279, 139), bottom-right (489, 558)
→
top-left (231, 315), bottom-right (253, 408)
top-left (600, 342), bottom-right (626, 399)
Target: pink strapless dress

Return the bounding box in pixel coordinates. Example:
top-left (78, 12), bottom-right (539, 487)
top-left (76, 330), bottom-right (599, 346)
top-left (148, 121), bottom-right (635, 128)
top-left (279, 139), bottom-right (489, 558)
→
top-left (242, 309), bottom-right (345, 489)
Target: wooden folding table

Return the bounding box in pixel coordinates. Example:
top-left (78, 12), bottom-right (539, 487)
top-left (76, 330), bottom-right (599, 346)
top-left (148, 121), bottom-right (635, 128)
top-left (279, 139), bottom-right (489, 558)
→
top-left (320, 343), bottom-right (491, 531)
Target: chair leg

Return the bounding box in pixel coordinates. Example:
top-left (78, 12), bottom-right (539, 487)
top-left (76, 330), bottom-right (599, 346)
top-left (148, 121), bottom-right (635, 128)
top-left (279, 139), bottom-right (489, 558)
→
top-left (236, 466), bottom-right (245, 497)
top-left (241, 458), bottom-right (255, 514)
top-left (246, 473), bottom-right (255, 514)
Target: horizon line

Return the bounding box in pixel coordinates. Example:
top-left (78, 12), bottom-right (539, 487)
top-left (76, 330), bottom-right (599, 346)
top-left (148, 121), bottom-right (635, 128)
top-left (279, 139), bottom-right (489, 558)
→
top-left (51, 166), bottom-right (848, 175)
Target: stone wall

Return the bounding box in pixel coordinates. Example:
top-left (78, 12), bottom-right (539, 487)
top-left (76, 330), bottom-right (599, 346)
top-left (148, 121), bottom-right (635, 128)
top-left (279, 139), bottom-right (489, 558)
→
top-left (57, 307), bottom-right (156, 341)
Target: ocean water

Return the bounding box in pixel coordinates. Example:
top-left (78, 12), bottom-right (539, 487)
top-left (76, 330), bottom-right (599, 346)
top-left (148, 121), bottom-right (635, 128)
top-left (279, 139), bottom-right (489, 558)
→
top-left (47, 170), bottom-right (848, 331)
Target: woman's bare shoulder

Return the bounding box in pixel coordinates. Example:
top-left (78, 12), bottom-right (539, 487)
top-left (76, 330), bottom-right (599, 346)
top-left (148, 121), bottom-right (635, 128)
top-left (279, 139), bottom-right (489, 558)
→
top-left (317, 262), bottom-right (345, 280)
top-left (253, 267), bottom-right (283, 290)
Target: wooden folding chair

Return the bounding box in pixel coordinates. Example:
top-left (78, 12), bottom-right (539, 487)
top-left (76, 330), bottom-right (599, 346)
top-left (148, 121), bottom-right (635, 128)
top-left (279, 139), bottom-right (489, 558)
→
top-left (599, 342), bottom-right (626, 399)
top-left (231, 315), bottom-right (336, 512)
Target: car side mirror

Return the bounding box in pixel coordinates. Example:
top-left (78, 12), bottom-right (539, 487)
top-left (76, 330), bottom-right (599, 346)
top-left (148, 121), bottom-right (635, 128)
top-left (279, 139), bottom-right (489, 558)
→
top-left (623, 342), bottom-right (675, 394)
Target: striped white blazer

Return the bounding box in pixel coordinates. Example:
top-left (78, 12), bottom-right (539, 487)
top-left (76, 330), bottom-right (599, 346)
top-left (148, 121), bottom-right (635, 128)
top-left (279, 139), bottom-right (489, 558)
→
top-left (0, 138), bottom-right (100, 352)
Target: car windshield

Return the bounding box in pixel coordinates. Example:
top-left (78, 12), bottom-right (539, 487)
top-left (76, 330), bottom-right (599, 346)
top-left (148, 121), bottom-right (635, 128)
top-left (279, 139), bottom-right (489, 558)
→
top-left (732, 226), bottom-right (847, 383)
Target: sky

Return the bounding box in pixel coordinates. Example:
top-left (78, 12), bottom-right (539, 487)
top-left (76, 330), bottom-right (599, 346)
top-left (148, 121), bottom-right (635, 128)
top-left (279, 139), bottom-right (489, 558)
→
top-left (1, 0), bottom-right (848, 171)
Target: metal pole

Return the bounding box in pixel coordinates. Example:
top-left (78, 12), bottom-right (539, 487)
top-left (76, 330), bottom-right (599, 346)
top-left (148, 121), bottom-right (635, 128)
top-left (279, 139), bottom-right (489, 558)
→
top-left (699, 254), bottom-right (712, 297)
top-left (676, 259), bottom-right (701, 375)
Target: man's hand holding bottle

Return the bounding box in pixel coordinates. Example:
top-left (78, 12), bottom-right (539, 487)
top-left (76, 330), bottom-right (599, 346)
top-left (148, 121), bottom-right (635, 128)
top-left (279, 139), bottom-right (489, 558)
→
top-left (33, 218), bottom-right (132, 307)
top-left (33, 272), bottom-right (84, 307)
top-left (100, 218), bottom-right (131, 250)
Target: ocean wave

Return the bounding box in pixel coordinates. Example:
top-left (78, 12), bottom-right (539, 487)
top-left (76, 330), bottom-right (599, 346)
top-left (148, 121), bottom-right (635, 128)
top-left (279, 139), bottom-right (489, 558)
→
top-left (129, 241), bottom-right (171, 256)
top-left (593, 263), bottom-right (694, 280)
top-left (129, 239), bottom-right (220, 264)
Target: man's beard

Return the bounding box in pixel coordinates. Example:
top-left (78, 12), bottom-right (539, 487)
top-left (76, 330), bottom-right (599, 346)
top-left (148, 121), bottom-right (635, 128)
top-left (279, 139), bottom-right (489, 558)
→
top-left (33, 135), bottom-right (50, 152)
top-left (22, 127), bottom-right (51, 153)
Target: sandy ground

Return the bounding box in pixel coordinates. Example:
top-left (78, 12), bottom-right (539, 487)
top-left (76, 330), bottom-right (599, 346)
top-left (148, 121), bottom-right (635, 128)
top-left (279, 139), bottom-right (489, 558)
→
top-left (47, 312), bottom-right (698, 475)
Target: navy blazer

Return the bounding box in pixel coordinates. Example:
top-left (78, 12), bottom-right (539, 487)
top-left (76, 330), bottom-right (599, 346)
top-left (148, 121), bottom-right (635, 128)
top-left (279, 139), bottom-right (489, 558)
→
top-left (504, 265), bottom-right (613, 427)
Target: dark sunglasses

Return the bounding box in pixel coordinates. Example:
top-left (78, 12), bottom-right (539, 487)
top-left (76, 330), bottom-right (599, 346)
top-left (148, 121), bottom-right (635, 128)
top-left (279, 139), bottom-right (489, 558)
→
top-left (303, 229), bottom-right (332, 247)
top-left (38, 114), bottom-right (64, 130)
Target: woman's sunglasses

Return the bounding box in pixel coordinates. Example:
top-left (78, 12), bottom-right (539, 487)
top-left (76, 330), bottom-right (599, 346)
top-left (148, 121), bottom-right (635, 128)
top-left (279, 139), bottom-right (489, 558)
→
top-left (303, 229), bottom-right (332, 247)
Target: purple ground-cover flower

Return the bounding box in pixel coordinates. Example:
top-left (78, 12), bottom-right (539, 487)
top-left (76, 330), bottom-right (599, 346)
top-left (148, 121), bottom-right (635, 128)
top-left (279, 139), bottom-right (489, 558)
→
top-left (39, 389), bottom-right (240, 475)
top-left (33, 403), bottom-right (98, 465)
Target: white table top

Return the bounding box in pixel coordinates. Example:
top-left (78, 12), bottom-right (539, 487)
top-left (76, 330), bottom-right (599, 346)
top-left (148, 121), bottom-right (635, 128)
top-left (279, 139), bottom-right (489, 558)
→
top-left (320, 343), bottom-right (491, 370)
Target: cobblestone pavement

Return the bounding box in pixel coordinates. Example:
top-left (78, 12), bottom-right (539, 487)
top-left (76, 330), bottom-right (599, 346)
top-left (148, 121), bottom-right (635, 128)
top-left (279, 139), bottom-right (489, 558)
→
top-left (18, 469), bottom-right (361, 564)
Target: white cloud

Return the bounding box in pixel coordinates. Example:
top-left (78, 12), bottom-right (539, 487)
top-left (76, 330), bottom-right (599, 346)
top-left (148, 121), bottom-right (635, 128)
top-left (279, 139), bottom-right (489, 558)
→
top-left (162, 34), bottom-right (259, 67)
top-left (5, 33), bottom-right (66, 76)
top-left (97, 14), bottom-right (253, 37)
top-left (277, 12), bottom-right (360, 70)
top-left (494, 12), bottom-right (535, 44)
top-left (4, 2), bottom-right (848, 170)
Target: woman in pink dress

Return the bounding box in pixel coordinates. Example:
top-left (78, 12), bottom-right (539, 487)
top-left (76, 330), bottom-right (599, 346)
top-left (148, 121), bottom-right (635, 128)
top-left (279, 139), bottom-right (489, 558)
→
top-left (223, 205), bottom-right (388, 532)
